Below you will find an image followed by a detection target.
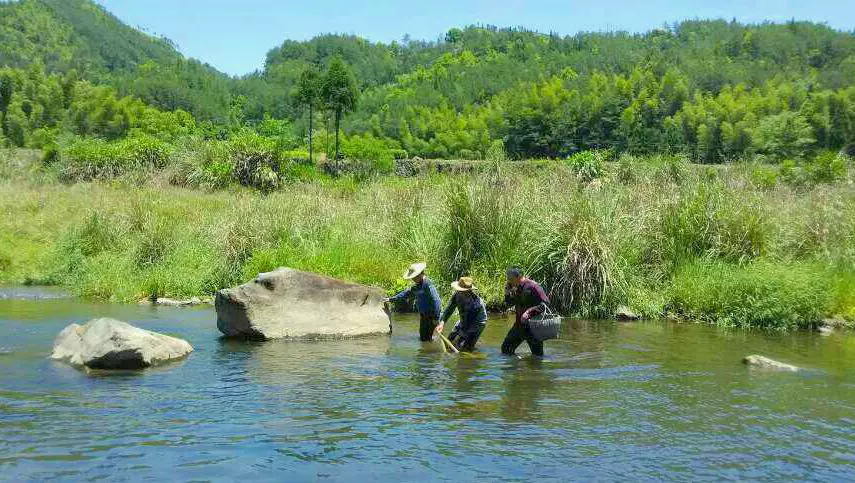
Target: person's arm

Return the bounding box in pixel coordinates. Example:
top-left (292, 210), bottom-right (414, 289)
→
top-left (521, 282), bottom-right (550, 321)
top-left (440, 294), bottom-right (458, 323)
top-left (388, 286), bottom-right (412, 303)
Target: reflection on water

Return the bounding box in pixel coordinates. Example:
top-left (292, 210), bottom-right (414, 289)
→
top-left (1, 294), bottom-right (855, 481)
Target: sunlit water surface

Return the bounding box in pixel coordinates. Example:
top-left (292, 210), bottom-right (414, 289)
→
top-left (1, 290), bottom-right (854, 481)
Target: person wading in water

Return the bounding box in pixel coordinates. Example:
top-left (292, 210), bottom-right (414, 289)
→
top-left (501, 267), bottom-right (550, 357)
top-left (439, 277), bottom-right (488, 352)
top-left (386, 263), bottom-right (443, 342)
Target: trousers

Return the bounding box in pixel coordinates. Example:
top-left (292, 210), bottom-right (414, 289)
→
top-left (419, 314), bottom-right (439, 342)
top-left (501, 324), bottom-right (544, 357)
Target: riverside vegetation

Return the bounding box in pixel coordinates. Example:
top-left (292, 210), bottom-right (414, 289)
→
top-left (1, 1), bottom-right (855, 330)
top-left (1, 146), bottom-right (853, 331)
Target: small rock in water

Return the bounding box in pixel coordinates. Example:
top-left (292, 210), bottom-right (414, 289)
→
top-left (821, 318), bottom-right (847, 329)
top-left (615, 306), bottom-right (640, 321)
top-left (818, 326), bottom-right (835, 336)
top-left (51, 318), bottom-right (193, 370)
top-left (742, 354), bottom-right (800, 372)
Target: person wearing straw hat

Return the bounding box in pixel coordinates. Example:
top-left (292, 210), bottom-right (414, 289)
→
top-left (440, 276), bottom-right (488, 352)
top-left (386, 262), bottom-right (443, 342)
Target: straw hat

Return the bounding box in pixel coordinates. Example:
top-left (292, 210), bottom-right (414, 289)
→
top-left (403, 262), bottom-right (427, 280)
top-left (451, 276), bottom-right (475, 292)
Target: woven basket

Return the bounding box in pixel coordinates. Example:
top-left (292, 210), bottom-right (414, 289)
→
top-left (527, 308), bottom-right (562, 341)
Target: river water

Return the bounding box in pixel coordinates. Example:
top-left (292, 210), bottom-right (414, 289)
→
top-left (1, 291), bottom-right (855, 481)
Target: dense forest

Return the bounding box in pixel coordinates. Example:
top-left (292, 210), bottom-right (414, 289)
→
top-left (1, 0), bottom-right (855, 163)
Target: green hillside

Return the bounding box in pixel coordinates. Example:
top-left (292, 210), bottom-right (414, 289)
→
top-left (1, 0), bottom-right (854, 160)
top-left (0, 0), bottom-right (232, 120)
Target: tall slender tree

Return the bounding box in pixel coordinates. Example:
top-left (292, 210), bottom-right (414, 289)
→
top-left (294, 66), bottom-right (321, 162)
top-left (321, 56), bottom-right (358, 164)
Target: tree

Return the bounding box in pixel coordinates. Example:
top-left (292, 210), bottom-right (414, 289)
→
top-left (294, 66), bottom-right (321, 162)
top-left (753, 111), bottom-right (816, 160)
top-left (321, 56), bottom-right (359, 163)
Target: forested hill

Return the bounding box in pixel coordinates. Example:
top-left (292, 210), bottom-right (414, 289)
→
top-left (0, 0), bottom-right (232, 121)
top-left (1, 0), bottom-right (855, 161)
top-left (260, 22), bottom-right (855, 159)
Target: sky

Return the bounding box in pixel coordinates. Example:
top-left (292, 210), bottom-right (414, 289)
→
top-left (96, 0), bottom-right (855, 76)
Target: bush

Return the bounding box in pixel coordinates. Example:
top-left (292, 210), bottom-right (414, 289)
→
top-left (56, 134), bottom-right (172, 181)
top-left (389, 148), bottom-right (409, 160)
top-left (227, 131), bottom-right (281, 191)
top-left (669, 260), bottom-right (834, 329)
top-left (566, 150), bottom-right (607, 182)
top-left (804, 151), bottom-right (847, 184)
top-left (778, 159), bottom-right (806, 187)
top-left (752, 111), bottom-right (815, 161)
top-left (341, 134), bottom-right (396, 174)
top-left (748, 164), bottom-right (778, 190)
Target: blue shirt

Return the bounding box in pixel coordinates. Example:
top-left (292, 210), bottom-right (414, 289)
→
top-left (441, 291), bottom-right (487, 331)
top-left (390, 278), bottom-right (442, 319)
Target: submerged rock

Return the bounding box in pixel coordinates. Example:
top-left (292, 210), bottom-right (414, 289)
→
top-left (215, 268), bottom-right (391, 340)
top-left (51, 318), bottom-right (193, 370)
top-left (615, 306), bottom-right (640, 321)
top-left (742, 355), bottom-right (800, 372)
top-left (138, 296), bottom-right (213, 307)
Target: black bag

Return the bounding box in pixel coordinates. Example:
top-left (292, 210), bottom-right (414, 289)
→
top-left (526, 307), bottom-right (562, 341)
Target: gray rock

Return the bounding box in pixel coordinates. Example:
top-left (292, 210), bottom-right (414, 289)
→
top-left (615, 306), bottom-right (640, 321)
top-left (742, 355), bottom-right (799, 372)
top-left (215, 268), bottom-right (392, 340)
top-left (818, 326), bottom-right (835, 336)
top-left (139, 296), bottom-right (213, 307)
top-left (51, 318), bottom-right (193, 370)
top-left (821, 318), bottom-right (848, 329)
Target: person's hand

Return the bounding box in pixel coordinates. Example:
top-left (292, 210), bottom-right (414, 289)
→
top-left (435, 322), bottom-right (445, 334)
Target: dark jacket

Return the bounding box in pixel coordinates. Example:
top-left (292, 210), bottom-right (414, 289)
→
top-left (390, 277), bottom-right (442, 319)
top-left (505, 278), bottom-right (550, 325)
top-left (441, 291), bottom-right (487, 331)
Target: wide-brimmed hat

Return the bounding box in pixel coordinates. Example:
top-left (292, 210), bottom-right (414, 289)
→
top-left (403, 262), bottom-right (427, 280)
top-left (451, 276), bottom-right (475, 292)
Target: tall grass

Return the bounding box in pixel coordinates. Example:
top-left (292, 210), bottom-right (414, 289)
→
top-left (0, 151), bottom-right (852, 329)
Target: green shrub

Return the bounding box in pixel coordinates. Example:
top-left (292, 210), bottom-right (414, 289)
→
top-left (804, 151), bottom-right (847, 184)
top-left (748, 164), bottom-right (778, 190)
top-left (752, 111), bottom-right (815, 161)
top-left (227, 131), bottom-right (281, 191)
top-left (56, 134), bottom-right (172, 181)
top-left (341, 134), bottom-right (396, 174)
top-left (566, 150), bottom-right (607, 182)
top-left (778, 159), bottom-right (806, 187)
top-left (390, 148), bottom-right (409, 160)
top-left (669, 260), bottom-right (834, 329)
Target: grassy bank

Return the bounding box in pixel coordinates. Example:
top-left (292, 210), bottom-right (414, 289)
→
top-left (1, 149), bottom-right (854, 330)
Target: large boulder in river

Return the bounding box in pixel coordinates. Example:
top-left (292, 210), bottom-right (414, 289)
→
top-left (51, 318), bottom-right (193, 370)
top-left (742, 355), bottom-right (800, 372)
top-left (215, 268), bottom-right (391, 340)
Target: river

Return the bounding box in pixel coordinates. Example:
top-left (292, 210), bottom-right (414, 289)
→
top-left (1, 289), bottom-right (854, 481)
